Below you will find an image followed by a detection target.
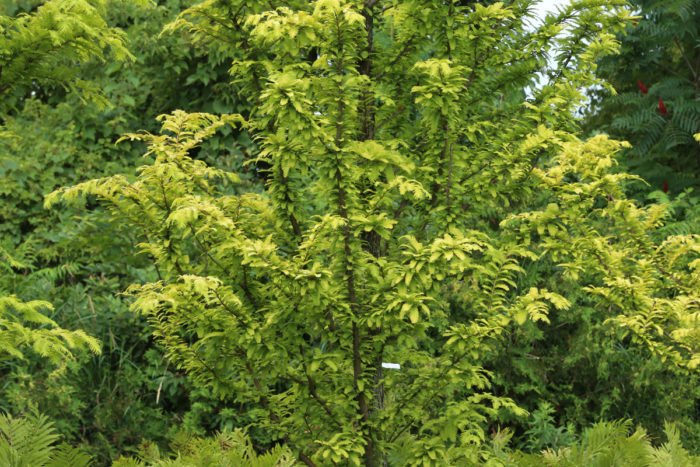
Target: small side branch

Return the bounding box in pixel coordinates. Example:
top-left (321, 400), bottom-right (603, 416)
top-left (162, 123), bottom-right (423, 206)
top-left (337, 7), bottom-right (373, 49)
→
top-left (375, 105), bottom-right (405, 132)
top-left (445, 142), bottom-right (454, 207)
top-left (300, 345), bottom-right (343, 427)
top-left (245, 362), bottom-right (317, 467)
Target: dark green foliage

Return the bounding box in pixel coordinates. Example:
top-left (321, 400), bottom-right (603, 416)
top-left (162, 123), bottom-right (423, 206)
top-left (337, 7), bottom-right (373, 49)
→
top-left (450, 248), bottom-right (700, 451)
top-left (522, 403), bottom-right (575, 452)
top-left (584, 0), bottom-right (700, 196)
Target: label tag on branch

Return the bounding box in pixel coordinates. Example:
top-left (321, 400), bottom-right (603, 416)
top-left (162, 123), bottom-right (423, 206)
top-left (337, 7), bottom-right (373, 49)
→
top-left (381, 362), bottom-right (400, 369)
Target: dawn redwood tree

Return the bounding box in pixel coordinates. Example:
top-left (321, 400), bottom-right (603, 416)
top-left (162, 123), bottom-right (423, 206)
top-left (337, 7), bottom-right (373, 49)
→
top-left (50, 0), bottom-right (698, 465)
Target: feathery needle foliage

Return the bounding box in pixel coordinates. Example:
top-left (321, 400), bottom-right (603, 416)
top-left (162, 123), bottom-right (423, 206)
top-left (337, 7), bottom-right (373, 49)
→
top-left (0, 411), bottom-right (91, 467)
top-left (0, 0), bottom-right (131, 111)
top-left (44, 0), bottom-right (699, 465)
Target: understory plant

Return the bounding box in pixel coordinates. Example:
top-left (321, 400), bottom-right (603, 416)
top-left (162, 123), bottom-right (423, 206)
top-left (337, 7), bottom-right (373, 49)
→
top-left (112, 429), bottom-right (296, 467)
top-left (502, 419), bottom-right (700, 466)
top-left (49, 0), bottom-right (698, 465)
top-left (0, 290), bottom-right (100, 364)
top-left (0, 411), bottom-right (91, 467)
